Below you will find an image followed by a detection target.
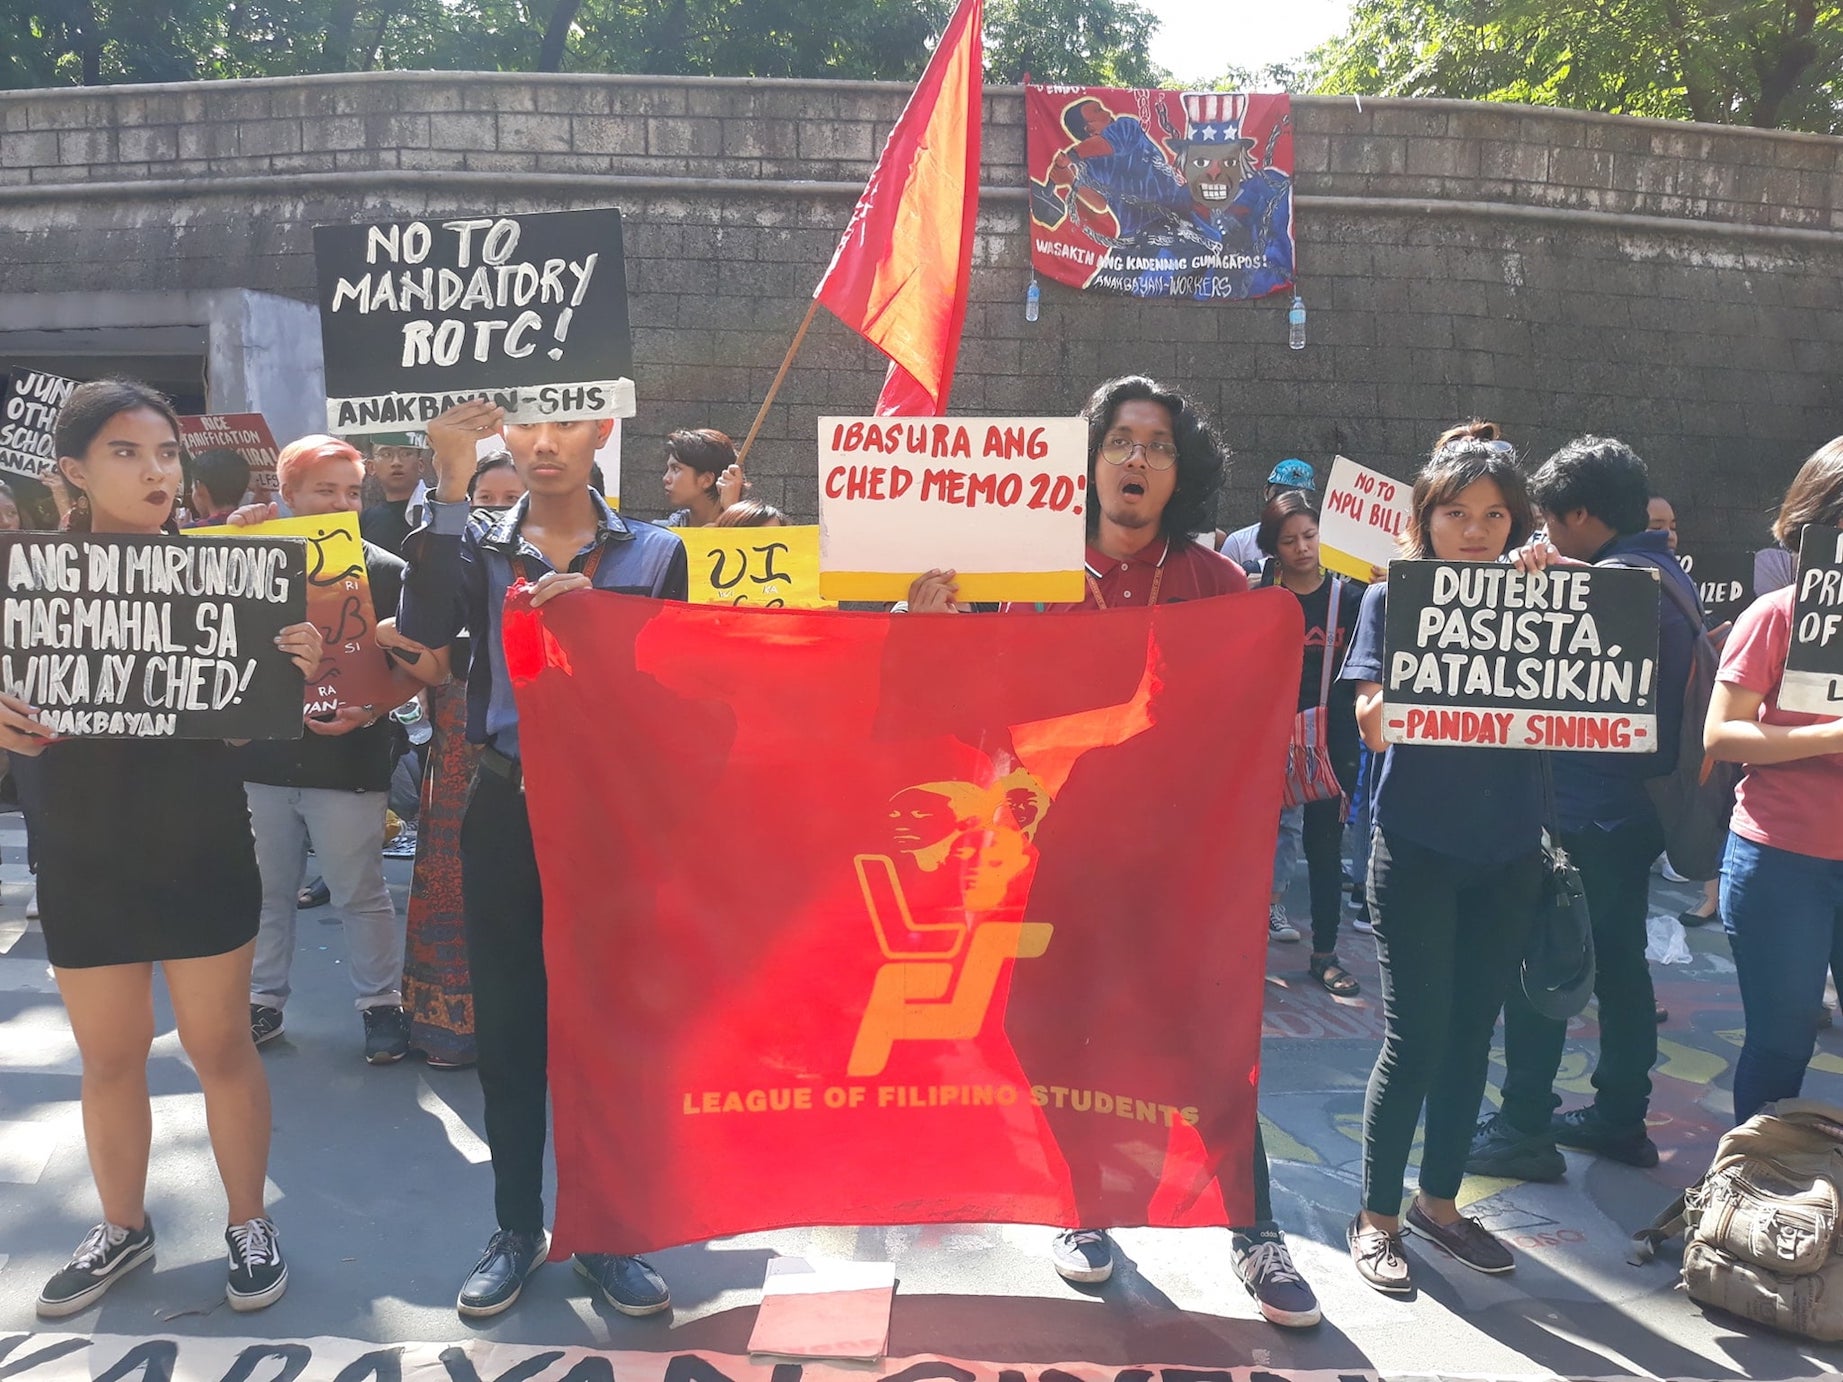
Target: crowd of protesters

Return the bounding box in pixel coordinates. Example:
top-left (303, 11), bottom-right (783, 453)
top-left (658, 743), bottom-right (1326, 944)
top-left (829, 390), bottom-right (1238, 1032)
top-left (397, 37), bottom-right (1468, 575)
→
top-left (2, 372), bottom-right (1840, 1335)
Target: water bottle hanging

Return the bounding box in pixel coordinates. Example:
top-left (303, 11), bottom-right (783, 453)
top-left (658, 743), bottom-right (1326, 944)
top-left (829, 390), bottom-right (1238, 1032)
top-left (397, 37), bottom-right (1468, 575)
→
top-left (1287, 293), bottom-right (1306, 350)
top-left (1025, 276), bottom-right (1041, 324)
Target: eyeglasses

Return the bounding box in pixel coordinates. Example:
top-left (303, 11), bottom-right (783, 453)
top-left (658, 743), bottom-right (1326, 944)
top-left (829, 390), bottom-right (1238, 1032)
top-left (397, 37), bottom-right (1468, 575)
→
top-left (1099, 437), bottom-right (1178, 470)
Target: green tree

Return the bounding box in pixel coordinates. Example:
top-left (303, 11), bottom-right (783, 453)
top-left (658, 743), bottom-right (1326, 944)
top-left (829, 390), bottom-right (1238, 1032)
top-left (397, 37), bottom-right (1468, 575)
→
top-left (1, 0), bottom-right (1167, 87)
top-left (1308, 0), bottom-right (1843, 134)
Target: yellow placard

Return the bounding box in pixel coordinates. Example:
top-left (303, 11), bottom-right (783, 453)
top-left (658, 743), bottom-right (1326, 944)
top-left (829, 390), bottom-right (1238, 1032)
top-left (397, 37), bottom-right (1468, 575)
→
top-left (1319, 544), bottom-right (1386, 584)
top-left (818, 569), bottom-right (1085, 604)
top-left (672, 525), bottom-right (834, 609)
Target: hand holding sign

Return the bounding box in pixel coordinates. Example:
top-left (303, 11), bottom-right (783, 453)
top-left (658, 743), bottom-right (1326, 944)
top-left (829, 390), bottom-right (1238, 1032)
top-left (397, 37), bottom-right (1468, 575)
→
top-left (0, 690), bottom-right (53, 756)
top-left (428, 398), bottom-right (505, 503)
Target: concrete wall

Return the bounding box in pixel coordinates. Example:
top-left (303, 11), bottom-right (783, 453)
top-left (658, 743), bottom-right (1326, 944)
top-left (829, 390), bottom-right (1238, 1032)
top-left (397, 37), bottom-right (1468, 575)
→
top-left (1, 72), bottom-right (1839, 544)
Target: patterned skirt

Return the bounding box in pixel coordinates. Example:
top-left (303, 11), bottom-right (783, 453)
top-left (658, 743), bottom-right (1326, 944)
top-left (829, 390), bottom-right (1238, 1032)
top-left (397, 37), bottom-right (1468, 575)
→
top-left (403, 680), bottom-right (477, 1066)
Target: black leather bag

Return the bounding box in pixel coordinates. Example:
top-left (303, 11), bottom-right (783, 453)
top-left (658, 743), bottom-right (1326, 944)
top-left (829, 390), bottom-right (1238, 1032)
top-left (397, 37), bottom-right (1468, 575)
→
top-left (1522, 754), bottom-right (1596, 1021)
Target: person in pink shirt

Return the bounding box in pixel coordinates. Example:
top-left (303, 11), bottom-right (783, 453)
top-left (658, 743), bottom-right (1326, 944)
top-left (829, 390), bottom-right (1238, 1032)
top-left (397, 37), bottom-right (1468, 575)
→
top-left (1705, 436), bottom-right (1843, 1123)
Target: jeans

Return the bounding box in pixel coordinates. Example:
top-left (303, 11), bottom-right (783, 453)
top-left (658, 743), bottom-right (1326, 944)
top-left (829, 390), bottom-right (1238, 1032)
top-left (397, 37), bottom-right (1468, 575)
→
top-left (1361, 829), bottom-right (1542, 1214)
top-left (247, 783), bottom-right (402, 1011)
top-left (1500, 816), bottom-right (1663, 1132)
top-left (1272, 799), bottom-right (1346, 952)
top-left (460, 770), bottom-right (550, 1234)
top-left (1721, 832), bottom-right (1843, 1123)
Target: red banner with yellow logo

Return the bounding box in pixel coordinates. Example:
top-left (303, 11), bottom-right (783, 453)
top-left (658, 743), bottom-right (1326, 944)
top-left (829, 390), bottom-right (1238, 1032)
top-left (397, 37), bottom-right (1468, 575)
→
top-left (505, 589), bottom-right (1302, 1254)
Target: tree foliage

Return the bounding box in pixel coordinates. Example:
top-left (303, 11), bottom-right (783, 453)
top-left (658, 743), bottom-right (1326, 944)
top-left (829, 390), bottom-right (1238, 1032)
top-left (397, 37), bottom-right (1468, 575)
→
top-left (0, 0), bottom-right (1164, 88)
top-left (1309, 0), bottom-right (1843, 134)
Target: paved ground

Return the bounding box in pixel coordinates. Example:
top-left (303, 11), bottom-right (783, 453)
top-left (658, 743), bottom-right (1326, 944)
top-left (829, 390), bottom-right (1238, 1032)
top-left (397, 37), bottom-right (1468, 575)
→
top-left (2, 805), bottom-right (1840, 1377)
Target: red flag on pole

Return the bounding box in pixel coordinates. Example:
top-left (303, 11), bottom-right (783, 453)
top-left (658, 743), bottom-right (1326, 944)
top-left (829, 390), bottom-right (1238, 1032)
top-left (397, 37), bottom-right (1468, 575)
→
top-left (815, 0), bottom-right (984, 417)
top-left (506, 589), bottom-right (1302, 1254)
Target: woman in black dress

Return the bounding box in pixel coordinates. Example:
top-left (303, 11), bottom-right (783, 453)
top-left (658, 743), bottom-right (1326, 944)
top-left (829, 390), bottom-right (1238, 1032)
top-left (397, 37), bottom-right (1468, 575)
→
top-left (0, 380), bottom-right (321, 1319)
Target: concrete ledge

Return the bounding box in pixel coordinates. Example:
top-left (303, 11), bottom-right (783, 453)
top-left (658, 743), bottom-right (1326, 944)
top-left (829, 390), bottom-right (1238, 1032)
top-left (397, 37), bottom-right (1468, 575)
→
top-left (3, 169), bottom-right (1839, 251)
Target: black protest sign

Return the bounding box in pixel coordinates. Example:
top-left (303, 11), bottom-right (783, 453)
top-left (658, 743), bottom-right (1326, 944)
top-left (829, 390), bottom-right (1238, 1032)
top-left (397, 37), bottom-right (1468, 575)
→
top-left (0, 369), bottom-right (80, 480)
top-left (1780, 525), bottom-right (1843, 716)
top-left (314, 208), bottom-right (634, 434)
top-left (0, 533), bottom-right (307, 739)
top-left (1381, 560), bottom-right (1662, 753)
top-left (1676, 549), bottom-right (1752, 629)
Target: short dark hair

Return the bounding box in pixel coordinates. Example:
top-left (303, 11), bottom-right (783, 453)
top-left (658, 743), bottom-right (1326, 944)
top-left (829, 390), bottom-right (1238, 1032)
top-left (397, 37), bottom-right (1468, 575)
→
top-left (1083, 375), bottom-right (1226, 544)
top-left (467, 450), bottom-right (517, 501)
top-left (1402, 438), bottom-right (1534, 560)
top-left (1773, 436), bottom-right (1843, 550)
top-left (713, 498), bottom-right (787, 528)
top-left (665, 428), bottom-right (736, 482)
top-left (1529, 435), bottom-right (1651, 536)
top-left (1062, 99), bottom-right (1104, 141)
top-left (190, 447), bottom-right (251, 508)
top-left (1257, 489), bottom-right (1319, 557)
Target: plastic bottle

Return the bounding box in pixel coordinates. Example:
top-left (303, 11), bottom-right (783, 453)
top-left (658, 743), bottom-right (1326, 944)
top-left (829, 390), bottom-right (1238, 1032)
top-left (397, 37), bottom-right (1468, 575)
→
top-left (1287, 294), bottom-right (1306, 350)
top-left (1025, 278), bottom-right (1041, 323)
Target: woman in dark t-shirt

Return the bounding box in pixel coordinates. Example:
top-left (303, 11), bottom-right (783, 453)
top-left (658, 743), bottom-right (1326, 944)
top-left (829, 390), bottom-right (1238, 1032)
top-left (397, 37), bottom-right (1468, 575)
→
top-left (1338, 431), bottom-right (1544, 1294)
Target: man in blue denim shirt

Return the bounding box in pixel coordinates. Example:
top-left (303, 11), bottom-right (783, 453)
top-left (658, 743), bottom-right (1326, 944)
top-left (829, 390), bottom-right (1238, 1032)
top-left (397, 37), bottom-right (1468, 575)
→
top-left (400, 398), bottom-right (687, 1320)
top-left (1469, 436), bottom-right (1698, 1181)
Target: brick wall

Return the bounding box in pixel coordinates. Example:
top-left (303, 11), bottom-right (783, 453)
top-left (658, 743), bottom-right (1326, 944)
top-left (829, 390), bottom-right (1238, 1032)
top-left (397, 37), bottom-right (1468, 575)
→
top-left (1, 72), bottom-right (1839, 542)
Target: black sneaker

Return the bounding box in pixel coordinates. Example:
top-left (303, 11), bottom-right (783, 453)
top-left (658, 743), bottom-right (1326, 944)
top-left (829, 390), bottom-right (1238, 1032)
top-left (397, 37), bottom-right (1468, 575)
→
top-left (1050, 1227), bottom-right (1114, 1283)
top-left (1465, 1111), bottom-right (1565, 1181)
top-left (457, 1229), bottom-right (549, 1318)
top-left (573, 1252), bottom-right (670, 1316)
top-left (1231, 1226), bottom-right (1321, 1328)
top-left (362, 1006), bottom-right (410, 1065)
top-left (250, 1004), bottom-right (284, 1046)
top-left (36, 1219), bottom-right (156, 1318)
top-left (225, 1217), bottom-right (288, 1311)
top-left (1549, 1105), bottom-right (1659, 1168)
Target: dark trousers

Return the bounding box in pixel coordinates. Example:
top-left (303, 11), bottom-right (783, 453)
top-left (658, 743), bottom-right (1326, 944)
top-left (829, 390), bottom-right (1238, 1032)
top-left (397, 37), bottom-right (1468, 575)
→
top-left (8, 751), bottom-right (44, 871)
top-left (459, 770), bottom-right (549, 1234)
top-left (1361, 829), bottom-right (1542, 1214)
top-left (1302, 797), bottom-right (1346, 953)
top-left (1500, 817), bottom-right (1663, 1133)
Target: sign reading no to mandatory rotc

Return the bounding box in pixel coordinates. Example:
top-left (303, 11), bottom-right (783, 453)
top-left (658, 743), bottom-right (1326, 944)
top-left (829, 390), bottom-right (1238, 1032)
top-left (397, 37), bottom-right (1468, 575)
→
top-left (1381, 560), bottom-right (1661, 752)
top-left (314, 208), bottom-right (635, 434)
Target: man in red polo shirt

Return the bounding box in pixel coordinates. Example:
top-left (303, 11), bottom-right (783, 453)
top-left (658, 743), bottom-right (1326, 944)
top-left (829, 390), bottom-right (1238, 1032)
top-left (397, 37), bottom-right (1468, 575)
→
top-left (906, 375), bottom-right (1316, 1330)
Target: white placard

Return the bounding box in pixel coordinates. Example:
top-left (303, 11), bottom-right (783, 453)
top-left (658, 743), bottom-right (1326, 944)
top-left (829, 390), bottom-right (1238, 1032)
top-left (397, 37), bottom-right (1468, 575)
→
top-left (1317, 454), bottom-right (1408, 582)
top-left (817, 416), bottom-right (1087, 602)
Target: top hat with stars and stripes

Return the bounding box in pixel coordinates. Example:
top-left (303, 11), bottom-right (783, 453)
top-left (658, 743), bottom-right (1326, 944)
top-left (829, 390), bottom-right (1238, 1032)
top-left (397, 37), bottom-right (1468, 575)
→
top-left (1179, 92), bottom-right (1256, 150)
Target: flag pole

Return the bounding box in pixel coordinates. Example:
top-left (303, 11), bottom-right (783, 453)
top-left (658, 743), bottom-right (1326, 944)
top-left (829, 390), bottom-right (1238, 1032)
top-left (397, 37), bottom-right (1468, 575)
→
top-left (735, 298), bottom-right (821, 470)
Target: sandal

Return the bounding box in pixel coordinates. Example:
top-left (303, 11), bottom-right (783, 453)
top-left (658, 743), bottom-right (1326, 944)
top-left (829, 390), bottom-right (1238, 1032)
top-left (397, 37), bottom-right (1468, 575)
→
top-left (1311, 953), bottom-right (1360, 997)
top-left (297, 877), bottom-right (330, 909)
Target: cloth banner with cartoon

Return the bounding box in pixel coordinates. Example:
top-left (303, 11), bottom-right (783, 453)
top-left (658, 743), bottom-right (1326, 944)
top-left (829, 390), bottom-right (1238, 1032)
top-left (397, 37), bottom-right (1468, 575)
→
top-left (506, 589), bottom-right (1302, 1253)
top-left (1025, 86), bottom-right (1293, 301)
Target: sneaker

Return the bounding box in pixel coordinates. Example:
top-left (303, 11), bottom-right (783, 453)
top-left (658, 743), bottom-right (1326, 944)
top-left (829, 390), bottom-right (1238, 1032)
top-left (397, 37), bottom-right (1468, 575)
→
top-left (1350, 905), bottom-right (1375, 935)
top-left (573, 1252), bottom-right (671, 1316)
top-left (1405, 1199), bottom-right (1513, 1274)
top-left (1346, 1215), bottom-right (1411, 1294)
top-left (1659, 858), bottom-right (1691, 884)
top-left (225, 1217), bottom-right (288, 1311)
top-left (362, 1006), bottom-right (410, 1064)
top-left (36, 1219), bottom-right (155, 1318)
top-left (1267, 904), bottom-right (1300, 943)
top-left (25, 885), bottom-right (38, 919)
top-left (1231, 1227), bottom-right (1321, 1327)
top-left (1549, 1105), bottom-right (1659, 1168)
top-left (1465, 1111), bottom-right (1565, 1182)
top-left (249, 1004), bottom-right (284, 1046)
top-left (458, 1228), bottom-right (549, 1318)
top-left (1050, 1227), bottom-right (1114, 1283)
top-left (382, 821), bottom-right (420, 858)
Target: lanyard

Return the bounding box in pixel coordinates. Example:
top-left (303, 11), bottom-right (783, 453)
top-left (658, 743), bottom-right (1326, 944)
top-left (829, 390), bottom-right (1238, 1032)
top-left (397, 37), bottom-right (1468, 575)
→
top-left (1084, 563), bottom-right (1165, 610)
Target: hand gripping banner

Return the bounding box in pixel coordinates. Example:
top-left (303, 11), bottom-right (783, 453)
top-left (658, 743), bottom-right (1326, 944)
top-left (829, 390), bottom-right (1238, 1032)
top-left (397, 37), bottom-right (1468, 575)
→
top-left (505, 589), bottom-right (1303, 1253)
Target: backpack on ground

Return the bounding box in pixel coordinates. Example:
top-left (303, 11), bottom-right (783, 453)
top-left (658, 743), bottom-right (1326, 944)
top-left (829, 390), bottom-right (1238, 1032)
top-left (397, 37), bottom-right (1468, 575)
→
top-left (1607, 557), bottom-right (1739, 881)
top-left (1631, 1099), bottom-right (1843, 1341)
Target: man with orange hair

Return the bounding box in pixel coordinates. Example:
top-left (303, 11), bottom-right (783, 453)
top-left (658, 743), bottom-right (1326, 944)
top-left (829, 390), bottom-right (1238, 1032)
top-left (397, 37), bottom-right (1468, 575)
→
top-left (239, 437), bottom-right (440, 1062)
